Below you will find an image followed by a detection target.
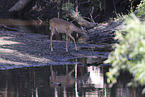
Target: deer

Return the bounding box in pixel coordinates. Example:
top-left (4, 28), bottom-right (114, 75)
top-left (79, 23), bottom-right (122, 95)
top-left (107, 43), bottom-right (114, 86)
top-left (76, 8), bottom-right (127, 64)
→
top-left (49, 18), bottom-right (89, 52)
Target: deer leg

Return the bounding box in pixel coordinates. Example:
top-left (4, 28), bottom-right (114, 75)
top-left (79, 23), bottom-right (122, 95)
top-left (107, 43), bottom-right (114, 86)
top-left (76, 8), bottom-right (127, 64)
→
top-left (50, 29), bottom-right (55, 51)
top-left (68, 33), bottom-right (77, 50)
top-left (66, 33), bottom-right (68, 52)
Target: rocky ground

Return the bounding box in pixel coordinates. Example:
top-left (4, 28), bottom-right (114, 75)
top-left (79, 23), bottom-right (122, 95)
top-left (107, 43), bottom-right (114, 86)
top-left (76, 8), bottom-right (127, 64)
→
top-left (0, 30), bottom-right (111, 70)
top-left (0, 16), bottom-right (123, 70)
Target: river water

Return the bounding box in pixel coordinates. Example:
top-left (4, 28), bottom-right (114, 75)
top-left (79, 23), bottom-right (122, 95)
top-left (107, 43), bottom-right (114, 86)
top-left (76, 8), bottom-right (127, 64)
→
top-left (0, 19), bottom-right (144, 97)
top-left (0, 65), bottom-right (143, 97)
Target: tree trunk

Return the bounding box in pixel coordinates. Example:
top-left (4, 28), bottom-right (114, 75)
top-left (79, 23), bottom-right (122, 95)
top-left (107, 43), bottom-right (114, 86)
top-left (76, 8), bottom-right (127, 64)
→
top-left (9, 0), bottom-right (32, 12)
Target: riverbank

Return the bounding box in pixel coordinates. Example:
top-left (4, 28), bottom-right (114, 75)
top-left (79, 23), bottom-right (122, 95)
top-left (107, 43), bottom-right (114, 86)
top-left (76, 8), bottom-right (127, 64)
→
top-left (0, 29), bottom-right (112, 70)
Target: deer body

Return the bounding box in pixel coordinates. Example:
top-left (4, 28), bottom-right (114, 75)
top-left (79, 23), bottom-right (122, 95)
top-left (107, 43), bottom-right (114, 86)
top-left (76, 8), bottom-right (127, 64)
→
top-left (49, 18), bottom-right (88, 51)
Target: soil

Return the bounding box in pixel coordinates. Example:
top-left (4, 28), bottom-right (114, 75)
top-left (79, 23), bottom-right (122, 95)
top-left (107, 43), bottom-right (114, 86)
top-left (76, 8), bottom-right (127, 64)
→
top-left (0, 12), bottom-right (123, 70)
top-left (0, 29), bottom-right (111, 70)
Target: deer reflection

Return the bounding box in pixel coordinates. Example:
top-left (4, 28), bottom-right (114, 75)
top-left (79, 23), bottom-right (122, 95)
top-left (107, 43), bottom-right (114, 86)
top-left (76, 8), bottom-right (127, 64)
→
top-left (49, 64), bottom-right (75, 87)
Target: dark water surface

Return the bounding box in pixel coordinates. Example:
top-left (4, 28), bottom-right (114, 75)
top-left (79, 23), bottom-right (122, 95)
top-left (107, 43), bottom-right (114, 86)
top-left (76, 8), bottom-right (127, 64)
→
top-left (0, 65), bottom-right (143, 97)
top-left (0, 19), bottom-right (49, 34)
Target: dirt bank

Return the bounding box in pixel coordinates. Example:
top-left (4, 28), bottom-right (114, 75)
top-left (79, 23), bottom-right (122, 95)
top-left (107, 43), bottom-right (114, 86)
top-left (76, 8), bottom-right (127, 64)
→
top-left (0, 29), bottom-right (111, 70)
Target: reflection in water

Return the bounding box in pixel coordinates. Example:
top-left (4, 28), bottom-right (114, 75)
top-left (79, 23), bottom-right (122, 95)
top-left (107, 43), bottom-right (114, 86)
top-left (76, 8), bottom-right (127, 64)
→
top-left (0, 64), bottom-right (144, 97)
top-left (87, 66), bottom-right (104, 88)
top-left (50, 64), bottom-right (75, 87)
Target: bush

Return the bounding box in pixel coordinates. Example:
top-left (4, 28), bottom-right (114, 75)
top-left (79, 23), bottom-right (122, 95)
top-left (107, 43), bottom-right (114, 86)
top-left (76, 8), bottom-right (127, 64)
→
top-left (136, 0), bottom-right (145, 17)
top-left (105, 13), bottom-right (145, 93)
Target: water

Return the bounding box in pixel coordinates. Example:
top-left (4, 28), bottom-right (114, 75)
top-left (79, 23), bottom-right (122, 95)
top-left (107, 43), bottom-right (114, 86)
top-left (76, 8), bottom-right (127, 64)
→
top-left (0, 19), bottom-right (49, 34)
top-left (0, 65), bottom-right (143, 97)
top-left (0, 19), bottom-right (144, 97)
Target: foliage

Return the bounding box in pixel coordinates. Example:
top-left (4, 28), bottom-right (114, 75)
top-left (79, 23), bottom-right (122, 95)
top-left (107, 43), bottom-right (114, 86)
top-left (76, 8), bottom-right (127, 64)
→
top-left (62, 1), bottom-right (74, 12)
top-left (61, 1), bottom-right (81, 20)
top-left (136, 0), bottom-right (145, 17)
top-left (105, 13), bottom-right (145, 93)
top-left (61, 1), bottom-right (75, 19)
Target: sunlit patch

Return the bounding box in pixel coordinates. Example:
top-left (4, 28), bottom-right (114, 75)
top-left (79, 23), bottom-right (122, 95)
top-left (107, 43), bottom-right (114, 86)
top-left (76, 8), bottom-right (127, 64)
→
top-left (0, 37), bottom-right (20, 45)
top-left (0, 48), bottom-right (17, 53)
top-left (0, 48), bottom-right (51, 65)
top-left (0, 35), bottom-right (51, 65)
top-left (0, 58), bottom-right (29, 65)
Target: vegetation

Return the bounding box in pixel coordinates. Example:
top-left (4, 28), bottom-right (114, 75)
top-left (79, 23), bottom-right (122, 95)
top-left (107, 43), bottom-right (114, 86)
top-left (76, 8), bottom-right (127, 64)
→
top-left (105, 0), bottom-right (145, 94)
top-left (62, 1), bottom-right (96, 28)
top-left (62, 1), bottom-right (76, 19)
top-left (136, 0), bottom-right (145, 17)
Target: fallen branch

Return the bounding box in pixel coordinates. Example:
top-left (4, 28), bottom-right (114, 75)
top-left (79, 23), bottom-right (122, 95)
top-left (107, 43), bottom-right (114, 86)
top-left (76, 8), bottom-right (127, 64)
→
top-left (0, 25), bottom-right (19, 32)
top-left (62, 2), bottom-right (96, 28)
top-left (70, 10), bottom-right (96, 28)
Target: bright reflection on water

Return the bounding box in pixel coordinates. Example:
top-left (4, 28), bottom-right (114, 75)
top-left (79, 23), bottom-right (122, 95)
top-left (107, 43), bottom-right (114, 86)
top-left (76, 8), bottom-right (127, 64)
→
top-left (0, 65), bottom-right (143, 97)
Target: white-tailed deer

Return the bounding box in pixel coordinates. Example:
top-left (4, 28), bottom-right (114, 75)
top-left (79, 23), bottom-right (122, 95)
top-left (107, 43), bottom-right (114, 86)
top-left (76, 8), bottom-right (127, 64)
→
top-left (49, 18), bottom-right (88, 51)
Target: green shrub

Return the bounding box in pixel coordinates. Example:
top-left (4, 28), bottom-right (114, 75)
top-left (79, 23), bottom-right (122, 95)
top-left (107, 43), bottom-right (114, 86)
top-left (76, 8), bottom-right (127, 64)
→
top-left (105, 13), bottom-right (145, 93)
top-left (62, 1), bottom-right (74, 12)
top-left (136, 0), bottom-right (145, 17)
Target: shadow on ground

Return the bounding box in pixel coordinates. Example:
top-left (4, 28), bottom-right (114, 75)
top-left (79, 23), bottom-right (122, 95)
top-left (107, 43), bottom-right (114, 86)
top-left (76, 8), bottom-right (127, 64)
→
top-left (0, 30), bottom-right (111, 70)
